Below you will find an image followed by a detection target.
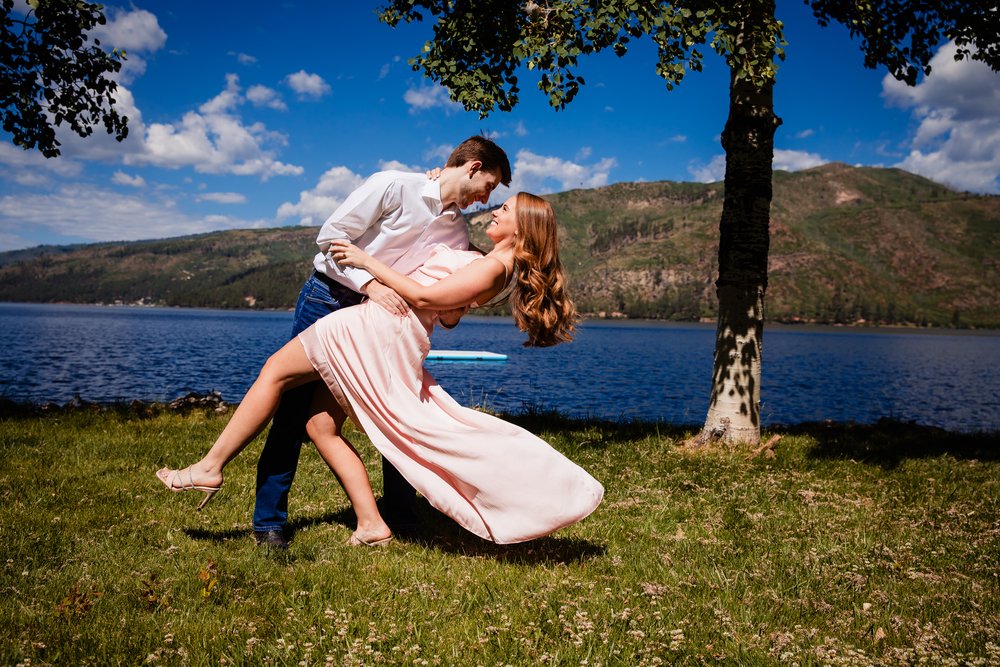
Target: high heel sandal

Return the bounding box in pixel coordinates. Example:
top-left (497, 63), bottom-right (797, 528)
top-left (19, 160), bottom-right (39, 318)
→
top-left (347, 532), bottom-right (393, 547)
top-left (155, 467), bottom-right (222, 511)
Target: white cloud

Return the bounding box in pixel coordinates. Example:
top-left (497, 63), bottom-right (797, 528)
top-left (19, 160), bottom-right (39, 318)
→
top-left (112, 171), bottom-right (145, 187)
top-left (379, 159), bottom-right (422, 172)
top-left (54, 72), bottom-right (300, 181)
top-left (246, 85), bottom-right (287, 111)
top-left (92, 8), bottom-right (167, 84)
top-left (514, 121), bottom-right (528, 137)
top-left (23, 6), bottom-right (164, 162)
top-left (773, 149), bottom-right (827, 172)
top-left (0, 231), bottom-right (34, 252)
top-left (0, 185), bottom-right (268, 248)
top-left (284, 70), bottom-right (331, 99)
top-left (93, 8), bottom-right (167, 51)
top-left (378, 55), bottom-right (402, 80)
top-left (404, 82), bottom-right (462, 114)
top-left (5, 172), bottom-right (50, 188)
top-left (54, 84), bottom-right (145, 162)
top-left (689, 155), bottom-right (725, 183)
top-left (121, 75), bottom-right (303, 179)
top-left (0, 142), bottom-right (83, 187)
top-left (424, 144), bottom-right (454, 163)
top-left (231, 51), bottom-right (257, 65)
top-left (795, 129), bottom-right (816, 139)
top-left (689, 149), bottom-right (827, 182)
top-left (197, 192), bottom-right (247, 204)
top-left (505, 150), bottom-right (617, 196)
top-left (882, 41), bottom-right (1000, 193)
top-left (199, 73), bottom-right (242, 114)
top-left (276, 166), bottom-right (366, 225)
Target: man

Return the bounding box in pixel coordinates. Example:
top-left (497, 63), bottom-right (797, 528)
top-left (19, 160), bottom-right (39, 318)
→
top-left (253, 135), bottom-right (512, 549)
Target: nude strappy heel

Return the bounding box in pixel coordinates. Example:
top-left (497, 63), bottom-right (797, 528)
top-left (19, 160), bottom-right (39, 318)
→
top-left (347, 532), bottom-right (393, 547)
top-left (155, 466), bottom-right (222, 510)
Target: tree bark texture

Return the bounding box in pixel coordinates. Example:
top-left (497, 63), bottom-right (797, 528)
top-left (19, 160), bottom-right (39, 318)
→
top-left (700, 4), bottom-right (779, 446)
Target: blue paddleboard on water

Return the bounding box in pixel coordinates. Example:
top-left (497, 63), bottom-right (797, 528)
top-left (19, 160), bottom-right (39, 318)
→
top-left (425, 350), bottom-right (508, 362)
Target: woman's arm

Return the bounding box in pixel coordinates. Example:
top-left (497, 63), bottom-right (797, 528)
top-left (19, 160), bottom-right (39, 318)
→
top-left (329, 240), bottom-right (505, 310)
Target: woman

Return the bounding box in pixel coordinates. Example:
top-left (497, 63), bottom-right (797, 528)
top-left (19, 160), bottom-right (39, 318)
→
top-left (156, 193), bottom-right (603, 545)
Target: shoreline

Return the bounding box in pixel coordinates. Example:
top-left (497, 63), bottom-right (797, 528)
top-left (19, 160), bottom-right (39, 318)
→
top-left (2, 300), bottom-right (998, 334)
top-left (3, 393), bottom-right (997, 437)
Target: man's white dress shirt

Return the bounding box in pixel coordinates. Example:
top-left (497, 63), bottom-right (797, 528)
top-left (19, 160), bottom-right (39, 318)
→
top-left (313, 171), bottom-right (469, 293)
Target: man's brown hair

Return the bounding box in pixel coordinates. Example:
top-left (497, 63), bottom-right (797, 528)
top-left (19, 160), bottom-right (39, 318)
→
top-left (445, 135), bottom-right (512, 186)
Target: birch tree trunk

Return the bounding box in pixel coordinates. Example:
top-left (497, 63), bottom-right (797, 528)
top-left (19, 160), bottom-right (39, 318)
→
top-left (696, 2), bottom-right (779, 446)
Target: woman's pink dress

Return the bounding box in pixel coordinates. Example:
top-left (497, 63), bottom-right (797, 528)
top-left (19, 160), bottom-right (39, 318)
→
top-left (298, 245), bottom-right (604, 544)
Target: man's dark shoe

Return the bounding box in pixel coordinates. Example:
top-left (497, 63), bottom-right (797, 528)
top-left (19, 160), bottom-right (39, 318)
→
top-left (254, 528), bottom-right (289, 550)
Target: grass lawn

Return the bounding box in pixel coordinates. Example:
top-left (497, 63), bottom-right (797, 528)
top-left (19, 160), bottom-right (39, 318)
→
top-left (1, 403), bottom-right (997, 666)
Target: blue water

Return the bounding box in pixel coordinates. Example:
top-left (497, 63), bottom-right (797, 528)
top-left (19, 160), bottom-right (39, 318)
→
top-left (1, 302), bottom-right (998, 432)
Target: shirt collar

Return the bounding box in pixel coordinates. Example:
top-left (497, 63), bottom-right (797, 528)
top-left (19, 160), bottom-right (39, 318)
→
top-left (421, 178), bottom-right (444, 214)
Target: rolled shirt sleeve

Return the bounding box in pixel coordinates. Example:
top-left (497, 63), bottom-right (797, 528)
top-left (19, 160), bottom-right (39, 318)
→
top-left (314, 172), bottom-right (400, 292)
top-left (311, 171), bottom-right (469, 294)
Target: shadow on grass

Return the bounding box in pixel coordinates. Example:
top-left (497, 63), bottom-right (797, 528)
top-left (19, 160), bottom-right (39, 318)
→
top-left (787, 418), bottom-right (1000, 469)
top-left (181, 500), bottom-right (605, 565)
top-left (183, 507), bottom-right (357, 544)
top-left (9, 397), bottom-right (993, 487)
top-left (504, 410), bottom-right (999, 471)
top-left (392, 499), bottom-right (606, 565)
top-left (411, 533), bottom-right (606, 566)
top-left (500, 409), bottom-right (697, 449)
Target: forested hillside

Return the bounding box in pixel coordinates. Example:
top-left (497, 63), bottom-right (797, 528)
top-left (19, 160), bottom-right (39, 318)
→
top-left (1, 164), bottom-right (997, 327)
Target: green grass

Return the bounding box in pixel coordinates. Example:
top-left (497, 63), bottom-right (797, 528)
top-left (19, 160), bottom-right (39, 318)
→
top-left (1, 404), bottom-right (998, 666)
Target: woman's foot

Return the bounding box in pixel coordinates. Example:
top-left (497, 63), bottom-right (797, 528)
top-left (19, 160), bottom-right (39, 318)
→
top-left (347, 528), bottom-right (393, 547)
top-left (155, 466), bottom-right (223, 511)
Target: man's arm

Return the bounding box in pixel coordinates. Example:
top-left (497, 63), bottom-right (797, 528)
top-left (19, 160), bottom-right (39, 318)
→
top-left (315, 172), bottom-right (399, 292)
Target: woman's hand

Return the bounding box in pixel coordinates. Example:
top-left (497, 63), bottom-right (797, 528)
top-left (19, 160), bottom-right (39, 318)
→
top-left (329, 239), bottom-right (371, 269)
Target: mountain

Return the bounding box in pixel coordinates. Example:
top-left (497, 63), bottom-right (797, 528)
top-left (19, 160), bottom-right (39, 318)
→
top-left (1, 164), bottom-right (997, 327)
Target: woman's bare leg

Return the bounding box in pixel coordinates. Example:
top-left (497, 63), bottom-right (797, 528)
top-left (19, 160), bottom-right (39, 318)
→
top-left (306, 389), bottom-right (392, 544)
top-left (157, 338), bottom-right (319, 490)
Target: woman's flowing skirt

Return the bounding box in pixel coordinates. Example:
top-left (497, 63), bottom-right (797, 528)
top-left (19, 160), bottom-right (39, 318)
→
top-left (298, 302), bottom-right (603, 544)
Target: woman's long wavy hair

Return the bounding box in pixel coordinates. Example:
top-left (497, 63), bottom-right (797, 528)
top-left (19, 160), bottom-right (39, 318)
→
top-left (509, 193), bottom-right (577, 347)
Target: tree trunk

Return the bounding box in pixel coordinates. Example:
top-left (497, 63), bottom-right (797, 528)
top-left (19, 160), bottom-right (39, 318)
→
top-left (695, 8), bottom-right (779, 447)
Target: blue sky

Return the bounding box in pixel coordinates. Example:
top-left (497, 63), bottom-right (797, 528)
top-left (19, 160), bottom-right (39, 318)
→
top-left (1, 1), bottom-right (998, 252)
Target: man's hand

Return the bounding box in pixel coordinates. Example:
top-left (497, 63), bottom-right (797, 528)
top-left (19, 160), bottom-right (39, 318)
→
top-left (425, 167), bottom-right (443, 180)
top-left (363, 280), bottom-right (409, 316)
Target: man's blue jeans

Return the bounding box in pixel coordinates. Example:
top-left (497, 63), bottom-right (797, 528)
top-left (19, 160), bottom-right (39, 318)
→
top-left (252, 273), bottom-right (361, 532)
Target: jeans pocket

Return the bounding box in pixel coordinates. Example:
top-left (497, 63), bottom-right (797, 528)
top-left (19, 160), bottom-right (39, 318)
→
top-left (303, 282), bottom-right (338, 308)
top-left (304, 293), bottom-right (337, 308)
top-left (292, 280), bottom-right (341, 335)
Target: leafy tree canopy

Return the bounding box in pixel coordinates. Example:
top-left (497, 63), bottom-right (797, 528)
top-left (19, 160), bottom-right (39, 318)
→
top-left (1, 0), bottom-right (128, 157)
top-left (380, 0), bottom-right (784, 114)
top-left (807, 0), bottom-right (1000, 85)
top-left (379, 0), bottom-right (999, 116)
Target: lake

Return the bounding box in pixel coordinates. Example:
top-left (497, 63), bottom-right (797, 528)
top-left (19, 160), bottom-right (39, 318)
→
top-left (1, 302), bottom-right (998, 432)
